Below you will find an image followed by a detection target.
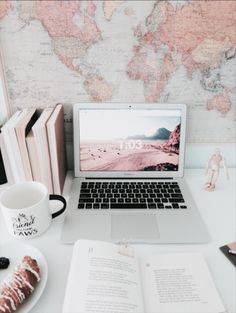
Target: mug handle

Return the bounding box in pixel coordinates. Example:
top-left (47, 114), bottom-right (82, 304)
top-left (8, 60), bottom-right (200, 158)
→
top-left (49, 194), bottom-right (67, 219)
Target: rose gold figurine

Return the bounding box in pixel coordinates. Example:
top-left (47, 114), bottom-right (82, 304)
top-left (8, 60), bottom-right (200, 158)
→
top-left (204, 148), bottom-right (229, 191)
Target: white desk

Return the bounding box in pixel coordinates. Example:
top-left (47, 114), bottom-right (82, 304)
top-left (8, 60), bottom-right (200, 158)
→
top-left (0, 169), bottom-right (236, 313)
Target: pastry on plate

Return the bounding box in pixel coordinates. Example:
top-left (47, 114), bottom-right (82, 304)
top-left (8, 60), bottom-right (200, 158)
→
top-left (0, 256), bottom-right (40, 313)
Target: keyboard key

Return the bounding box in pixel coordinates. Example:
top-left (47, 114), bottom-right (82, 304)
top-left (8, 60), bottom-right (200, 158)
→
top-left (93, 204), bottom-right (100, 209)
top-left (165, 205), bottom-right (172, 209)
top-left (78, 203), bottom-right (84, 209)
top-left (86, 204), bottom-right (92, 209)
top-left (79, 199), bottom-right (94, 203)
top-left (180, 205), bottom-right (187, 209)
top-left (174, 188), bottom-right (181, 193)
top-left (169, 199), bottom-right (184, 203)
top-left (101, 204), bottom-right (109, 209)
top-left (80, 193), bottom-right (91, 198)
top-left (161, 199), bottom-right (168, 203)
top-left (148, 204), bottom-right (156, 209)
top-left (80, 188), bottom-right (90, 193)
top-left (172, 203), bottom-right (179, 209)
top-left (111, 204), bottom-right (147, 209)
top-left (171, 193), bottom-right (183, 198)
top-left (157, 204), bottom-right (164, 209)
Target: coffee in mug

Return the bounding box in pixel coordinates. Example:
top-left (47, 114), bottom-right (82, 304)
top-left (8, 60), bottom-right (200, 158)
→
top-left (0, 181), bottom-right (66, 239)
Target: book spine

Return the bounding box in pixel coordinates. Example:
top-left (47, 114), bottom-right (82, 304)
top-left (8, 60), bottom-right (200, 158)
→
top-left (1, 124), bottom-right (19, 182)
top-left (8, 124), bottom-right (26, 181)
top-left (46, 110), bottom-right (66, 194)
top-left (33, 124), bottom-right (53, 193)
top-left (26, 131), bottom-right (41, 182)
top-left (0, 138), bottom-right (7, 184)
top-left (16, 127), bottom-right (33, 181)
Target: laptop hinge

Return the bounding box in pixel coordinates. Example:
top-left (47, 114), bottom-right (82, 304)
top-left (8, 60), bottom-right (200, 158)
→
top-left (86, 177), bottom-right (173, 180)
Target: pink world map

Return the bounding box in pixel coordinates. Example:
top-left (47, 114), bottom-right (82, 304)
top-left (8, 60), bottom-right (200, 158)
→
top-left (0, 0), bottom-right (235, 116)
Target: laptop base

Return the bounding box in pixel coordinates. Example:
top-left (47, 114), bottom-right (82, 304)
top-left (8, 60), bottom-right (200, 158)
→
top-left (61, 178), bottom-right (210, 244)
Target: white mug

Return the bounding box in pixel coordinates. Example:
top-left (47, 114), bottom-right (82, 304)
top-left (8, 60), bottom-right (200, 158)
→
top-left (0, 181), bottom-right (66, 239)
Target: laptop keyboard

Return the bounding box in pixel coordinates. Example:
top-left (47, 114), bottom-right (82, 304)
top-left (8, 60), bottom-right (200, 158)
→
top-left (78, 181), bottom-right (187, 210)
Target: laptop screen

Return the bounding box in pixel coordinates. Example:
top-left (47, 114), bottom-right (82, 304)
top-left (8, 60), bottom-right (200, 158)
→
top-left (79, 109), bottom-right (181, 172)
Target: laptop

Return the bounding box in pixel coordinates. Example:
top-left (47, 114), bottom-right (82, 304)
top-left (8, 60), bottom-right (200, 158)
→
top-left (61, 103), bottom-right (210, 244)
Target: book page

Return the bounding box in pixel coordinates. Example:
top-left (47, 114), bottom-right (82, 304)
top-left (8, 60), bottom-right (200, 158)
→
top-left (63, 240), bottom-right (143, 313)
top-left (140, 253), bottom-right (225, 313)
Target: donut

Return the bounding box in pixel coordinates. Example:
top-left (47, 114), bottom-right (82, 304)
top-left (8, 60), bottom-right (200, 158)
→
top-left (0, 256), bottom-right (40, 313)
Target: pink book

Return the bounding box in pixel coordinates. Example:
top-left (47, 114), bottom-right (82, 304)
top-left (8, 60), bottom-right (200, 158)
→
top-left (46, 104), bottom-right (67, 194)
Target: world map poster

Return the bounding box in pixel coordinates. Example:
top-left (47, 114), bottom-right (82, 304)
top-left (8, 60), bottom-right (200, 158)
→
top-left (0, 0), bottom-right (235, 143)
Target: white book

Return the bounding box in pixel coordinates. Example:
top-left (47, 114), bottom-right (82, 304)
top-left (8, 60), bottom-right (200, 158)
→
top-left (63, 240), bottom-right (226, 313)
top-left (32, 107), bottom-right (54, 193)
top-left (0, 129), bottom-right (13, 183)
top-left (1, 110), bottom-right (27, 182)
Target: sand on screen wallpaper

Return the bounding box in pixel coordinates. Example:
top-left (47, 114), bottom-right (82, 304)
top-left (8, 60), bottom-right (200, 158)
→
top-left (79, 110), bottom-right (181, 171)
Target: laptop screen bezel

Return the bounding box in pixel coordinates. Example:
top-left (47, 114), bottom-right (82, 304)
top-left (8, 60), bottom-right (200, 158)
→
top-left (73, 103), bottom-right (186, 178)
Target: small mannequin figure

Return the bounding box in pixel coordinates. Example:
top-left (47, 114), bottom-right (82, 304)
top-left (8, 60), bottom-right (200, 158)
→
top-left (204, 148), bottom-right (229, 191)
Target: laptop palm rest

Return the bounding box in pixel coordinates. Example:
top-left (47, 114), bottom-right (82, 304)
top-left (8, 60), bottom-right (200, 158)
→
top-left (111, 212), bottom-right (159, 242)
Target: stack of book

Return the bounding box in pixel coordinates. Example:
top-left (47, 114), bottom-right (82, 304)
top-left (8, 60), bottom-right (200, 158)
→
top-left (0, 104), bottom-right (67, 194)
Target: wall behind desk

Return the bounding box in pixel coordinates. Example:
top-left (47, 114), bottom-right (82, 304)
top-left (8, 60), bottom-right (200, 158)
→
top-left (0, 1), bottom-right (235, 169)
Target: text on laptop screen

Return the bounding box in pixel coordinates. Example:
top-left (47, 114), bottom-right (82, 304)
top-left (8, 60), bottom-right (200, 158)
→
top-left (79, 109), bottom-right (181, 172)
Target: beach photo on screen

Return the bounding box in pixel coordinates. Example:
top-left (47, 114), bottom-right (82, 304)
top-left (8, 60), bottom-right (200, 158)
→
top-left (79, 110), bottom-right (181, 172)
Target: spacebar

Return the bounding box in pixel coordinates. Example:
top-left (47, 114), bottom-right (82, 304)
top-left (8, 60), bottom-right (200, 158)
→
top-left (110, 204), bottom-right (147, 209)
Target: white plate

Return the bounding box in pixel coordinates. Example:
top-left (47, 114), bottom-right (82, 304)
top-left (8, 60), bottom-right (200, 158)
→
top-left (0, 243), bottom-right (48, 313)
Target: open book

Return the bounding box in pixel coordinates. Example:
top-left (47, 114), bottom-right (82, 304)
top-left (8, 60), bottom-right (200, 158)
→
top-left (63, 240), bottom-right (225, 313)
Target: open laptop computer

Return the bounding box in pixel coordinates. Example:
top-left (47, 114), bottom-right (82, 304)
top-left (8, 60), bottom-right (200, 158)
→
top-left (61, 103), bottom-right (210, 244)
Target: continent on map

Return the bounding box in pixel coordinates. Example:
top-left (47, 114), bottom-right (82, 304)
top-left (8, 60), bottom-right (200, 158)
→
top-left (207, 93), bottom-right (231, 115)
top-left (18, 0), bottom-right (112, 101)
top-left (84, 76), bottom-right (113, 102)
top-left (127, 0), bottom-right (236, 112)
top-left (0, 0), bottom-right (12, 20)
top-left (103, 0), bottom-right (125, 21)
top-left (158, 1), bottom-right (236, 75)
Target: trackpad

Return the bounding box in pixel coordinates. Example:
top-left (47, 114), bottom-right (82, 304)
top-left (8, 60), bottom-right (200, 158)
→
top-left (111, 212), bottom-right (159, 242)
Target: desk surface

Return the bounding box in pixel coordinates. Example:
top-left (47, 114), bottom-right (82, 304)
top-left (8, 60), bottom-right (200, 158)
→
top-left (0, 169), bottom-right (236, 313)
